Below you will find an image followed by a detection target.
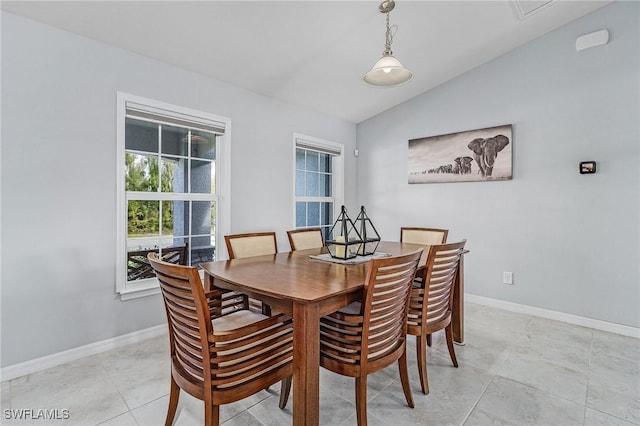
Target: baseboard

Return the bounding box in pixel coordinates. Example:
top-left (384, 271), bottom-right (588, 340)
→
top-left (0, 325), bottom-right (167, 382)
top-left (466, 294), bottom-right (640, 339)
top-left (3, 296), bottom-right (637, 382)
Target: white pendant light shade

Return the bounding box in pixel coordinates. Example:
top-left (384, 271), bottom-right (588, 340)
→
top-left (362, 54), bottom-right (413, 87)
top-left (362, 1), bottom-right (413, 88)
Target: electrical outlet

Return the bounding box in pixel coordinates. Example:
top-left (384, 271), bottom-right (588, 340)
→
top-left (503, 272), bottom-right (513, 285)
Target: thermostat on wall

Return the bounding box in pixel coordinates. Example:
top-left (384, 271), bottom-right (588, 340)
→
top-left (579, 161), bottom-right (596, 174)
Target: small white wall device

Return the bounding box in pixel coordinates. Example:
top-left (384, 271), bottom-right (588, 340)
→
top-left (576, 29), bottom-right (609, 52)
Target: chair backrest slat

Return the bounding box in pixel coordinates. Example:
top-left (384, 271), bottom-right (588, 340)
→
top-left (412, 241), bottom-right (466, 329)
top-left (361, 252), bottom-right (422, 362)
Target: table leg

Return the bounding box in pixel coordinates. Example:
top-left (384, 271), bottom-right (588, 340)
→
top-left (452, 253), bottom-right (465, 344)
top-left (292, 302), bottom-right (320, 426)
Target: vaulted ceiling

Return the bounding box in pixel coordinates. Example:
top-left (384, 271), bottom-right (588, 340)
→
top-left (1, 1), bottom-right (610, 123)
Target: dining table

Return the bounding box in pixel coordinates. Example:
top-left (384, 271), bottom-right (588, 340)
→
top-left (200, 240), bottom-right (466, 426)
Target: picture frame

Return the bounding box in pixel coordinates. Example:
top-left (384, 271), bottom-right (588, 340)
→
top-left (579, 161), bottom-right (596, 174)
top-left (408, 124), bottom-right (512, 184)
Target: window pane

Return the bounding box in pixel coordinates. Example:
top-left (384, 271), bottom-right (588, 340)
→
top-left (296, 202), bottom-right (306, 227)
top-left (191, 201), bottom-right (216, 263)
top-left (306, 150), bottom-right (319, 172)
top-left (306, 172), bottom-right (319, 197)
top-left (125, 153), bottom-right (159, 192)
top-left (191, 201), bottom-right (214, 236)
top-left (160, 157), bottom-right (187, 193)
top-left (128, 200), bottom-right (160, 238)
top-left (191, 131), bottom-right (216, 160)
top-left (161, 125), bottom-right (188, 157)
top-left (191, 242), bottom-right (215, 265)
top-left (319, 153), bottom-right (331, 173)
top-left (191, 160), bottom-right (214, 194)
top-left (296, 171), bottom-right (305, 196)
top-left (163, 201), bottom-right (189, 238)
top-left (321, 202), bottom-right (333, 226)
top-left (308, 202), bottom-right (320, 226)
top-left (319, 173), bottom-right (332, 197)
top-left (296, 149), bottom-right (305, 170)
top-left (125, 118), bottom-right (158, 153)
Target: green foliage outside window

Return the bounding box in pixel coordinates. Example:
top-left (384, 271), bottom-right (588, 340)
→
top-left (126, 153), bottom-right (175, 237)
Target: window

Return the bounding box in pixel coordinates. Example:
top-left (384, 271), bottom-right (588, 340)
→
top-left (116, 93), bottom-right (230, 299)
top-left (293, 134), bottom-right (344, 239)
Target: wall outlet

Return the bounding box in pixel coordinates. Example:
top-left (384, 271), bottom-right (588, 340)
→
top-left (503, 271), bottom-right (513, 285)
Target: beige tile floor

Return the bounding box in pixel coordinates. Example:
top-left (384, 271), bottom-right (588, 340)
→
top-left (2, 303), bottom-right (639, 425)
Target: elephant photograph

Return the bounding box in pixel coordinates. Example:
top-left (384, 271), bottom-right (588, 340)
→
top-left (408, 124), bottom-right (512, 183)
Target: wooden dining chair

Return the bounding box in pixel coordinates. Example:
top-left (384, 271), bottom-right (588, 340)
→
top-left (406, 240), bottom-right (466, 395)
top-left (400, 227), bottom-right (449, 246)
top-left (400, 227), bottom-right (449, 347)
top-left (286, 228), bottom-right (324, 251)
top-left (319, 250), bottom-right (423, 426)
top-left (148, 253), bottom-right (293, 426)
top-left (225, 232), bottom-right (278, 260)
top-left (224, 232), bottom-right (278, 315)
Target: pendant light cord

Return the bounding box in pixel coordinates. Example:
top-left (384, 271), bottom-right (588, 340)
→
top-left (383, 11), bottom-right (398, 56)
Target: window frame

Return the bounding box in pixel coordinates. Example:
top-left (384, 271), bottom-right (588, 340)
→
top-left (292, 133), bottom-right (344, 236)
top-left (116, 92), bottom-right (231, 300)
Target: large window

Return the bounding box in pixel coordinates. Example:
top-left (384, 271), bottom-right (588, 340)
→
top-left (117, 93), bottom-right (230, 299)
top-left (294, 134), bottom-right (344, 239)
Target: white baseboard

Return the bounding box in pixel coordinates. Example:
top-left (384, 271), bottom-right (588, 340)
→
top-left (3, 296), bottom-right (638, 383)
top-left (466, 294), bottom-right (640, 339)
top-left (1, 325), bottom-right (167, 382)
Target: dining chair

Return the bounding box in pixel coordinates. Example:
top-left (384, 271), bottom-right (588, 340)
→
top-left (224, 232), bottom-right (278, 315)
top-left (319, 250), bottom-right (423, 426)
top-left (147, 253), bottom-right (293, 426)
top-left (400, 227), bottom-right (449, 347)
top-left (286, 228), bottom-right (324, 251)
top-left (400, 227), bottom-right (449, 246)
top-left (406, 240), bottom-right (467, 395)
top-left (225, 232), bottom-right (278, 260)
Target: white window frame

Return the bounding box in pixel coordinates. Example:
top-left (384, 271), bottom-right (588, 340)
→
top-left (292, 133), bottom-right (344, 232)
top-left (116, 92), bottom-right (231, 300)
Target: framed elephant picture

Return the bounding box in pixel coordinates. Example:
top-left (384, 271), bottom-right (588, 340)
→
top-left (408, 124), bottom-right (512, 184)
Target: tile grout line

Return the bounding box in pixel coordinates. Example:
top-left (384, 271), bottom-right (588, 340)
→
top-left (460, 318), bottom-right (533, 425)
top-left (582, 330), bottom-right (595, 426)
top-left (459, 336), bottom-right (516, 425)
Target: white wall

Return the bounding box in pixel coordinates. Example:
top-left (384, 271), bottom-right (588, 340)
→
top-left (356, 2), bottom-right (639, 328)
top-left (0, 12), bottom-right (356, 367)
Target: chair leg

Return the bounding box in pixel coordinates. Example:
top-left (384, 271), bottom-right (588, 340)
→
top-left (398, 350), bottom-right (415, 409)
top-left (165, 376), bottom-right (180, 426)
top-left (204, 404), bottom-right (219, 426)
top-left (279, 376), bottom-right (292, 409)
top-left (262, 303), bottom-right (272, 316)
top-left (355, 375), bottom-right (368, 426)
top-left (416, 334), bottom-right (430, 395)
top-left (426, 333), bottom-right (432, 347)
top-left (445, 325), bottom-right (459, 367)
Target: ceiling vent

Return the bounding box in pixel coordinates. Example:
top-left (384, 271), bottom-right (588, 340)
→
top-left (511, 0), bottom-right (555, 20)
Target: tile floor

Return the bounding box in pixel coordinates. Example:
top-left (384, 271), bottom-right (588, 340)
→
top-left (1, 303), bottom-right (639, 425)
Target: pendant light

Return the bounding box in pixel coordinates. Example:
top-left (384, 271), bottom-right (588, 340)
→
top-left (363, 0), bottom-right (413, 87)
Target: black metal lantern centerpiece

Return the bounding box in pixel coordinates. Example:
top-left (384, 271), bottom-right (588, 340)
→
top-left (354, 205), bottom-right (381, 255)
top-left (325, 206), bottom-right (363, 260)
top-left (326, 206), bottom-right (381, 260)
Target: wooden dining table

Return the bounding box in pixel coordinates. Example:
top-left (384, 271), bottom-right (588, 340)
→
top-left (200, 241), bottom-right (466, 426)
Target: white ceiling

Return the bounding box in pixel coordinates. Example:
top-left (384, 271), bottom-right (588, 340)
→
top-left (2, 0), bottom-right (610, 123)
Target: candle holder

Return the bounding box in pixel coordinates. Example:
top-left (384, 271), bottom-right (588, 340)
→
top-left (354, 206), bottom-right (381, 256)
top-left (325, 206), bottom-right (363, 260)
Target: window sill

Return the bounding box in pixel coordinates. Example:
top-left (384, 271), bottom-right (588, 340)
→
top-left (118, 279), bottom-right (161, 301)
top-left (118, 270), bottom-right (206, 301)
